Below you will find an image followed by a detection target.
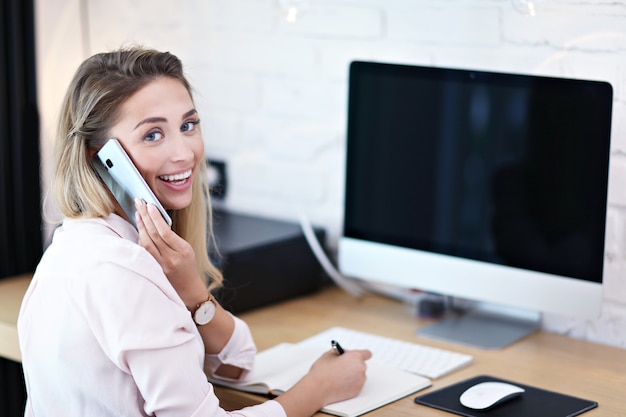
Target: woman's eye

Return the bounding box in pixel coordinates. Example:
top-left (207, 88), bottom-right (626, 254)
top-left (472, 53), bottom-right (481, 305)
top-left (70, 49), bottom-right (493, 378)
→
top-left (181, 120), bottom-right (200, 133)
top-left (145, 130), bottom-right (164, 142)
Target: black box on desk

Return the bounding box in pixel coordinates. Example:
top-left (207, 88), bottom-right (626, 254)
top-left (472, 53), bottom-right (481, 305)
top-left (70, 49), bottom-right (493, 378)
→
top-left (211, 210), bottom-right (327, 314)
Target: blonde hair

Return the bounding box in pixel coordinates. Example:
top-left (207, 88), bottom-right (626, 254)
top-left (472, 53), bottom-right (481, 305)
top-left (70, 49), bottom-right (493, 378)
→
top-left (53, 46), bottom-right (222, 289)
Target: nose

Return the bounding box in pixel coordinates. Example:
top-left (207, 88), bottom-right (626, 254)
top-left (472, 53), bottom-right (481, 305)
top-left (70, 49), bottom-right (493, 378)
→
top-left (169, 134), bottom-right (196, 163)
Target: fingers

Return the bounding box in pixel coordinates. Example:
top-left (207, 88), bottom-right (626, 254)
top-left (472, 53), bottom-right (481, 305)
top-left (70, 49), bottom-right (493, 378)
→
top-left (134, 198), bottom-right (197, 282)
top-left (135, 200), bottom-right (159, 253)
top-left (134, 199), bottom-right (177, 257)
top-left (135, 199), bottom-right (168, 234)
top-left (327, 348), bottom-right (372, 361)
top-left (136, 199), bottom-right (174, 236)
top-left (350, 349), bottom-right (373, 361)
top-left (146, 201), bottom-right (172, 235)
top-left (310, 348), bottom-right (371, 402)
top-left (135, 201), bottom-right (159, 257)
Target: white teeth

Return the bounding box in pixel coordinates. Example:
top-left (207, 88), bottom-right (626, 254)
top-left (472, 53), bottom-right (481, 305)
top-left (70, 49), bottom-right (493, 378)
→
top-left (159, 169), bottom-right (192, 182)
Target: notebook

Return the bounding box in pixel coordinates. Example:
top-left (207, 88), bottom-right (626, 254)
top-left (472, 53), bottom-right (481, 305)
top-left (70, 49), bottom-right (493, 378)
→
top-left (209, 342), bottom-right (431, 417)
top-left (414, 375), bottom-right (598, 417)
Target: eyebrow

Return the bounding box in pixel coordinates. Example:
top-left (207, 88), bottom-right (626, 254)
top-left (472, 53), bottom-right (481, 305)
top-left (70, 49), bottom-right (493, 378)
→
top-left (133, 109), bottom-right (198, 131)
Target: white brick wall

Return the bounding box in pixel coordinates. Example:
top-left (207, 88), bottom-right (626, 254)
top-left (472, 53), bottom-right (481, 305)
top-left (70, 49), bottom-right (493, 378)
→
top-left (36, 0), bottom-right (626, 348)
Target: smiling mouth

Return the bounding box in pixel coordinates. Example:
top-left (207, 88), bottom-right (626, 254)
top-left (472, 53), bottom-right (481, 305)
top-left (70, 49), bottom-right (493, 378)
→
top-left (159, 169), bottom-right (192, 185)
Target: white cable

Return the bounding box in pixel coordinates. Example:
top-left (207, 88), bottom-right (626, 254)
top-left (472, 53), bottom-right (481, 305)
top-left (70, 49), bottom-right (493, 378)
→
top-left (297, 211), bottom-right (365, 299)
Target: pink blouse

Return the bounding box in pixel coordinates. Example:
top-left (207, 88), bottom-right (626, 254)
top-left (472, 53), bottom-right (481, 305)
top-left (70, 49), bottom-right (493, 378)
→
top-left (18, 214), bottom-right (285, 417)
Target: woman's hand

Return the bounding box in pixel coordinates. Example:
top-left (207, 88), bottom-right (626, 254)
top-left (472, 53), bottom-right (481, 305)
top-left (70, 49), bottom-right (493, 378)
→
top-left (308, 349), bottom-right (372, 404)
top-left (134, 199), bottom-right (237, 356)
top-left (276, 348), bottom-right (372, 417)
top-left (134, 199), bottom-right (207, 308)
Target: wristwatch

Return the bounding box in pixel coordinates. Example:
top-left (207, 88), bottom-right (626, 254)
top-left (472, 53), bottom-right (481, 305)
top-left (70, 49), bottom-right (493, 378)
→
top-left (192, 294), bottom-right (217, 326)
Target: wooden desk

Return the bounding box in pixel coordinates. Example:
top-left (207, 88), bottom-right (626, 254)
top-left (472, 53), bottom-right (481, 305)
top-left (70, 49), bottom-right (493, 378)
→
top-left (221, 285), bottom-right (626, 416)
top-left (0, 274), bottom-right (32, 362)
top-left (3, 275), bottom-right (625, 415)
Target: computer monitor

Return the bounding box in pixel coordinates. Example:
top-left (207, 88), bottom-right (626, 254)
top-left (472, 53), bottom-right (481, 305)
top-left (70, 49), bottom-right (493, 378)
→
top-left (339, 61), bottom-right (613, 349)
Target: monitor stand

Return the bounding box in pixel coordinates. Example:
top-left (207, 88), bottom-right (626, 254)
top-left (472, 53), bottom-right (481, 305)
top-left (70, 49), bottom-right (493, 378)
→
top-left (416, 300), bottom-right (541, 349)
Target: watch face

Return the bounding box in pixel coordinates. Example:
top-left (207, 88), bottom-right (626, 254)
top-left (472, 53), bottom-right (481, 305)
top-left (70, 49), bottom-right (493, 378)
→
top-left (194, 300), bottom-right (216, 325)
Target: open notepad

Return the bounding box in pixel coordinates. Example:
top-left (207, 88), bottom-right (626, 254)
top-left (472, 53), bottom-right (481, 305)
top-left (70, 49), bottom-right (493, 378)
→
top-left (209, 341), bottom-right (431, 417)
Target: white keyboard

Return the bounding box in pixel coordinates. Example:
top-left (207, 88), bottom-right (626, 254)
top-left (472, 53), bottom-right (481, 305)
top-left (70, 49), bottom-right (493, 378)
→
top-left (297, 326), bottom-right (473, 379)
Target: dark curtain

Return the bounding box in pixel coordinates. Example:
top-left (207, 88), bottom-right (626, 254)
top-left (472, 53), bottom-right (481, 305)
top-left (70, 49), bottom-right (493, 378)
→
top-left (1, 0), bottom-right (40, 415)
top-left (0, 0), bottom-right (42, 278)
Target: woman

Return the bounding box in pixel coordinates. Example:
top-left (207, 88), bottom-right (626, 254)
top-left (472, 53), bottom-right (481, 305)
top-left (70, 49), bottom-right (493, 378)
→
top-left (18, 46), bottom-right (371, 417)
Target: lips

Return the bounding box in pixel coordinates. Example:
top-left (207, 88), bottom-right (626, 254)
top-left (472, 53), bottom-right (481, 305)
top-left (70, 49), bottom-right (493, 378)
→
top-left (159, 169), bottom-right (192, 185)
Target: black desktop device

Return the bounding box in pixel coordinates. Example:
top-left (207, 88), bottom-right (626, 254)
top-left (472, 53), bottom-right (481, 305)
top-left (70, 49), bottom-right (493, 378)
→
top-left (211, 209), bottom-right (327, 314)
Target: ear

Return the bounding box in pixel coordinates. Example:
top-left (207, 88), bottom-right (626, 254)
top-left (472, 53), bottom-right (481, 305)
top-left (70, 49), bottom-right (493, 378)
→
top-left (87, 147), bottom-right (98, 161)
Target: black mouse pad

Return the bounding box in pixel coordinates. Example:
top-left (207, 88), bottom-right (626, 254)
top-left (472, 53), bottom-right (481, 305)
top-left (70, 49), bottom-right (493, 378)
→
top-left (414, 375), bottom-right (597, 417)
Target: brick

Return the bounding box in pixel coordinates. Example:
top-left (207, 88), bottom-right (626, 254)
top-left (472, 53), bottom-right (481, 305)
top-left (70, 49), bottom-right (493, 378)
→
top-left (387, 5), bottom-right (500, 45)
top-left (603, 257), bottom-right (626, 303)
top-left (503, 8), bottom-right (626, 51)
top-left (611, 101), bottom-right (626, 154)
top-left (241, 115), bottom-right (341, 160)
top-left (607, 157), bottom-right (626, 207)
top-left (190, 0), bottom-right (275, 33)
top-left (189, 70), bottom-right (259, 112)
top-left (260, 77), bottom-right (345, 120)
top-left (276, 4), bottom-right (383, 39)
top-left (229, 154), bottom-right (327, 203)
top-left (604, 209), bottom-right (620, 262)
top-left (193, 35), bottom-right (318, 76)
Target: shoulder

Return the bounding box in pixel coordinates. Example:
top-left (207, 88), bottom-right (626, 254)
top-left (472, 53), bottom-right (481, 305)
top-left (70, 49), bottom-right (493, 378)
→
top-left (47, 215), bottom-right (193, 335)
top-left (40, 214), bottom-right (175, 300)
top-left (52, 214), bottom-right (160, 271)
top-left (55, 214), bottom-right (138, 248)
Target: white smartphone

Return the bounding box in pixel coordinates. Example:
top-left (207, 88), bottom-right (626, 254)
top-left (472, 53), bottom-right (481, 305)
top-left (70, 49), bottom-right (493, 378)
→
top-left (93, 138), bottom-right (172, 229)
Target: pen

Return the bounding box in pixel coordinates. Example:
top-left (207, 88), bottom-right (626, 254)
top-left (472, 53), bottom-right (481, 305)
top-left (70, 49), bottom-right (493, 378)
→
top-left (331, 340), bottom-right (345, 355)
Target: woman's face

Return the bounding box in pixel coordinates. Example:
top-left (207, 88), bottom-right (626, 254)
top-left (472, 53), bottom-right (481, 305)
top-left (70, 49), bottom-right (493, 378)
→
top-left (109, 77), bottom-right (204, 211)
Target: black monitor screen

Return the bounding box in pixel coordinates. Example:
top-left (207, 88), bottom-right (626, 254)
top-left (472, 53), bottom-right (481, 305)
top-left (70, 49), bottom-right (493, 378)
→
top-left (344, 61), bottom-right (613, 283)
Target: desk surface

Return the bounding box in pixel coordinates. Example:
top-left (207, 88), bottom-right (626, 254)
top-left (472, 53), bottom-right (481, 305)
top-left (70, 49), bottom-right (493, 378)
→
top-left (0, 274), bottom-right (32, 362)
top-left (227, 285), bottom-right (626, 416)
top-left (2, 275), bottom-right (625, 416)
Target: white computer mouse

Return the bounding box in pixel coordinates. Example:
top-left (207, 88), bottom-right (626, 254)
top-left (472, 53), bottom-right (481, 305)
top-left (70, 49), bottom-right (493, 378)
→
top-left (459, 381), bottom-right (525, 410)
